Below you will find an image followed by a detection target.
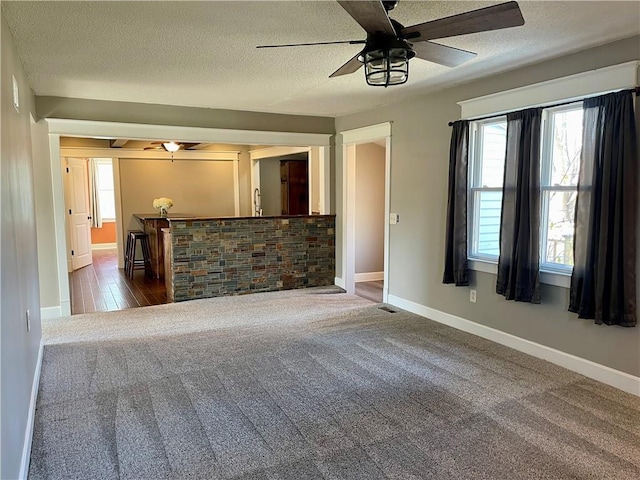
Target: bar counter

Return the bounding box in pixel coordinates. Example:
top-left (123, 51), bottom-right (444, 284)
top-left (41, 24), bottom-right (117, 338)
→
top-left (166, 215), bottom-right (336, 302)
top-left (133, 213), bottom-right (197, 279)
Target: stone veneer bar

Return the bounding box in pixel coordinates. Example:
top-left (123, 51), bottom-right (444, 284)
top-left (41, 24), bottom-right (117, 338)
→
top-left (169, 215), bottom-right (335, 302)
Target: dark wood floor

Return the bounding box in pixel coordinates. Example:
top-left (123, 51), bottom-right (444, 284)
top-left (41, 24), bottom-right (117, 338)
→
top-left (355, 280), bottom-right (384, 303)
top-left (70, 249), bottom-right (167, 315)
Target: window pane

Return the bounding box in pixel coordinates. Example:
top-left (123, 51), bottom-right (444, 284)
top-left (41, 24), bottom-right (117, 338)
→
top-left (480, 122), bottom-right (506, 187)
top-left (98, 190), bottom-right (115, 219)
top-left (97, 163), bottom-right (113, 189)
top-left (474, 190), bottom-right (502, 257)
top-left (550, 109), bottom-right (582, 186)
top-left (544, 189), bottom-right (576, 266)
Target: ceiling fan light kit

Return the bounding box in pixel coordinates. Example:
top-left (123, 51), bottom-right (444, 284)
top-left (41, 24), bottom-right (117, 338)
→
top-left (257, 0), bottom-right (525, 87)
top-left (361, 37), bottom-right (415, 86)
top-left (162, 141), bottom-right (181, 153)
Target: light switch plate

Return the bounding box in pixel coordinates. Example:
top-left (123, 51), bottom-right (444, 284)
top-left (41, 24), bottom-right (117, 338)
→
top-left (390, 213), bottom-right (399, 224)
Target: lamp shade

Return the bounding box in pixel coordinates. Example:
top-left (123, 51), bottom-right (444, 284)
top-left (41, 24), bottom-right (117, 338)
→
top-left (162, 141), bottom-right (181, 153)
top-left (361, 38), bottom-right (415, 87)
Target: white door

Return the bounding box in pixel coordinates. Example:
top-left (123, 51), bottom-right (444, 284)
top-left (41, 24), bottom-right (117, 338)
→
top-left (66, 157), bottom-right (93, 270)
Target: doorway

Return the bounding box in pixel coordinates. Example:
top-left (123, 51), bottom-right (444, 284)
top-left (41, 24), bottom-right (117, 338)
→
top-left (46, 120), bottom-right (333, 318)
top-left (353, 141), bottom-right (386, 303)
top-left (340, 123), bottom-right (391, 304)
top-left (259, 153), bottom-right (309, 216)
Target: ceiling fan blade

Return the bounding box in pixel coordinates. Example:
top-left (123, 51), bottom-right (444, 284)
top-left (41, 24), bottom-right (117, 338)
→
top-left (329, 53), bottom-right (363, 78)
top-left (337, 0), bottom-right (396, 35)
top-left (412, 41), bottom-right (476, 67)
top-left (257, 40), bottom-right (365, 49)
top-left (402, 1), bottom-right (524, 41)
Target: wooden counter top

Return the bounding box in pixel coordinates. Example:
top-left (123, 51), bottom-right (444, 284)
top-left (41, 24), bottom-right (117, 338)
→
top-left (133, 213), bottom-right (198, 221)
top-left (166, 214), bottom-right (336, 222)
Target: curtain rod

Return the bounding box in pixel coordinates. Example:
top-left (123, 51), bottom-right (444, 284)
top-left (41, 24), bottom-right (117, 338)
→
top-left (447, 86), bottom-right (640, 127)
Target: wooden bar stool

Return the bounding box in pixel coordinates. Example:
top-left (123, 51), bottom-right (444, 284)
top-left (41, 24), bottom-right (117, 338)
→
top-left (124, 230), bottom-right (143, 274)
top-left (126, 231), bottom-right (152, 278)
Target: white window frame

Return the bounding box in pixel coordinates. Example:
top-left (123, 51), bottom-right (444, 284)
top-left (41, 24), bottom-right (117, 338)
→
top-left (468, 117), bottom-right (506, 263)
top-left (539, 103), bottom-right (582, 275)
top-left (95, 158), bottom-right (116, 222)
top-left (467, 111), bottom-right (577, 289)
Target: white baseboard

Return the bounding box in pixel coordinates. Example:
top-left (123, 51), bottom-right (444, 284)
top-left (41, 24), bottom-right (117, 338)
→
top-left (19, 339), bottom-right (44, 480)
top-left (387, 294), bottom-right (640, 397)
top-left (334, 277), bottom-right (345, 289)
top-left (60, 300), bottom-right (71, 317)
top-left (354, 271), bottom-right (384, 283)
top-left (40, 306), bottom-right (61, 320)
top-left (91, 242), bottom-right (116, 250)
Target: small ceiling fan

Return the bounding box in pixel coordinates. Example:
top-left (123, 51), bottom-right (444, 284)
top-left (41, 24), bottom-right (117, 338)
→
top-left (257, 1), bottom-right (525, 87)
top-left (144, 141), bottom-right (199, 152)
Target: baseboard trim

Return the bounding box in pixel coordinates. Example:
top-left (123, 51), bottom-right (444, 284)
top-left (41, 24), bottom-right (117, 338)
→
top-left (334, 277), bottom-right (345, 289)
top-left (60, 300), bottom-right (71, 317)
top-left (40, 306), bottom-right (61, 320)
top-left (354, 271), bottom-right (384, 283)
top-left (19, 339), bottom-right (44, 480)
top-left (387, 294), bottom-right (640, 397)
top-left (91, 242), bottom-right (116, 250)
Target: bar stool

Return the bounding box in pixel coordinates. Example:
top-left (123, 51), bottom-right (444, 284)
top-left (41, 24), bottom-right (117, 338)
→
top-left (124, 230), bottom-right (142, 274)
top-left (126, 231), bottom-right (152, 278)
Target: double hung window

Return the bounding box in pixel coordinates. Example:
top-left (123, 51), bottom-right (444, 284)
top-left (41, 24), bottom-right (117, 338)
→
top-left (468, 104), bottom-right (583, 274)
top-left (540, 105), bottom-right (582, 272)
top-left (469, 119), bottom-right (507, 260)
top-left (96, 159), bottom-right (116, 220)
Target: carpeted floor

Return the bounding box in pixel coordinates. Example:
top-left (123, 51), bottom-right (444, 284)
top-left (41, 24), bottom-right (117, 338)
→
top-left (31, 287), bottom-right (640, 479)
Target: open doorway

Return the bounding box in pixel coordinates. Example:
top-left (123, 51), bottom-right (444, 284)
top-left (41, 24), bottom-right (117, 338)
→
top-left (63, 156), bottom-right (167, 314)
top-left (353, 142), bottom-right (386, 303)
top-left (259, 153), bottom-right (309, 216)
top-left (340, 122), bottom-right (391, 304)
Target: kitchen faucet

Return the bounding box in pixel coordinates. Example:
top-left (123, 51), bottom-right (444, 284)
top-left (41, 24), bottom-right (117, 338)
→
top-left (254, 188), bottom-right (262, 216)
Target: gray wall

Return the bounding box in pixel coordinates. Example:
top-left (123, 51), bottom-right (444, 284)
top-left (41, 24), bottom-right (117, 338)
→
top-left (355, 143), bottom-right (385, 275)
top-left (1, 16), bottom-right (43, 479)
top-left (335, 35), bottom-right (640, 376)
top-left (259, 159), bottom-right (282, 216)
top-left (36, 96), bottom-right (335, 134)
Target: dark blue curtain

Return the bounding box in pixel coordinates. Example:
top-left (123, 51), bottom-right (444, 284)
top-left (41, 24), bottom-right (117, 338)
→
top-left (569, 91), bottom-right (637, 327)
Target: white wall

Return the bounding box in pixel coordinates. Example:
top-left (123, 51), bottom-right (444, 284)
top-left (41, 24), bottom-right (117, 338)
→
top-left (355, 143), bottom-right (385, 275)
top-left (1, 16), bottom-right (43, 479)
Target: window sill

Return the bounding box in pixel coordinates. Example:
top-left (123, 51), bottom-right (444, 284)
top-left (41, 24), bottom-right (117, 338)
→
top-left (468, 259), bottom-right (571, 289)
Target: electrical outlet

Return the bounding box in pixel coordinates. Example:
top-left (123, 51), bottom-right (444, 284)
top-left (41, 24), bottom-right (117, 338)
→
top-left (389, 213), bottom-right (399, 224)
top-left (26, 308), bottom-right (31, 332)
top-left (470, 290), bottom-right (477, 303)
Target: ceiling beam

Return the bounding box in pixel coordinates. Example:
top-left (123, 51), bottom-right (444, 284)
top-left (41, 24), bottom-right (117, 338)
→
top-left (109, 139), bottom-right (129, 148)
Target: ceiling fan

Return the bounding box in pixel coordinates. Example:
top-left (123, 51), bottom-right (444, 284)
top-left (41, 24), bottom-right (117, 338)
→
top-left (144, 141), bottom-right (199, 152)
top-left (257, 1), bottom-right (525, 87)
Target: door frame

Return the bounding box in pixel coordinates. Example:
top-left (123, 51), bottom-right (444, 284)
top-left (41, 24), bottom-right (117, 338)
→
top-left (250, 145), bottom-right (331, 215)
top-left (339, 122), bottom-right (391, 303)
top-left (45, 119), bottom-right (332, 316)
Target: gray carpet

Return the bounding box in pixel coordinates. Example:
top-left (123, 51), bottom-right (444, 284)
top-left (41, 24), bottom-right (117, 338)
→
top-left (31, 288), bottom-right (640, 479)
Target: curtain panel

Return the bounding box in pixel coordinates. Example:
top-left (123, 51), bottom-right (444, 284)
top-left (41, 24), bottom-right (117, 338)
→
top-left (496, 108), bottom-right (542, 303)
top-left (569, 91), bottom-right (637, 327)
top-left (443, 120), bottom-right (469, 286)
top-left (89, 158), bottom-right (102, 229)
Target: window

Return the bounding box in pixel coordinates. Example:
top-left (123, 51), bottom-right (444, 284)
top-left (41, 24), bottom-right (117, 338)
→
top-left (467, 104), bottom-right (583, 275)
top-left (96, 159), bottom-right (116, 220)
top-left (469, 119), bottom-right (507, 260)
top-left (540, 105), bottom-right (582, 272)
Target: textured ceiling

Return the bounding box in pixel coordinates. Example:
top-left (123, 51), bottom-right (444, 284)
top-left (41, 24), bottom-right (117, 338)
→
top-left (2, 1), bottom-right (639, 117)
